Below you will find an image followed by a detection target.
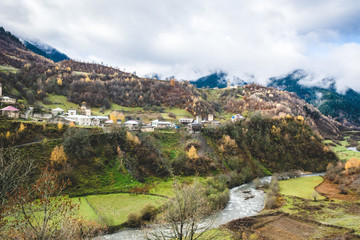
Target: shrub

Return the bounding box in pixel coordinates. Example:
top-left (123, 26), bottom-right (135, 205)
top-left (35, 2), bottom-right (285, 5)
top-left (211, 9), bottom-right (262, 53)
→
top-left (265, 195), bottom-right (277, 209)
top-left (140, 204), bottom-right (157, 221)
top-left (253, 177), bottom-right (260, 189)
top-left (127, 213), bottom-right (142, 228)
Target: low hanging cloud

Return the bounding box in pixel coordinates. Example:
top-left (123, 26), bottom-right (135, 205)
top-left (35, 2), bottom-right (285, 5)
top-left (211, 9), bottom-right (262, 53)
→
top-left (1, 0), bottom-right (360, 91)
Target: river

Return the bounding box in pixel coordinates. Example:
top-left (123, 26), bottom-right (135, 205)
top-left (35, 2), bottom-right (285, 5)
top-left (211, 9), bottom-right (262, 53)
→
top-left (347, 147), bottom-right (359, 152)
top-left (102, 177), bottom-right (271, 240)
top-left (102, 174), bottom-right (323, 240)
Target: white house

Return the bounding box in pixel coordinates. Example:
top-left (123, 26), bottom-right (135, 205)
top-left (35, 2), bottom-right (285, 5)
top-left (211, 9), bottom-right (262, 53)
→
top-left (1, 96), bottom-right (16, 104)
top-left (51, 107), bottom-right (65, 116)
top-left (124, 120), bottom-right (140, 130)
top-left (64, 115), bottom-right (91, 126)
top-left (179, 118), bottom-right (193, 124)
top-left (68, 109), bottom-right (77, 116)
top-left (151, 119), bottom-right (172, 129)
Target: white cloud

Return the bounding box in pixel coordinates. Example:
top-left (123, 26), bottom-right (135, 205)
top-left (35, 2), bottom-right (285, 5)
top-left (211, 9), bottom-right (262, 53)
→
top-left (1, 0), bottom-right (360, 91)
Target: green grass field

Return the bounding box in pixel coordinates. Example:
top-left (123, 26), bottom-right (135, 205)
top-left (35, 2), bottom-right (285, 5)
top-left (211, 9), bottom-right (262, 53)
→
top-left (85, 193), bottom-right (167, 226)
top-left (280, 196), bottom-right (360, 235)
top-left (0, 65), bottom-right (19, 73)
top-left (43, 94), bottom-right (79, 112)
top-left (324, 139), bottom-right (360, 161)
top-left (279, 176), bottom-right (325, 200)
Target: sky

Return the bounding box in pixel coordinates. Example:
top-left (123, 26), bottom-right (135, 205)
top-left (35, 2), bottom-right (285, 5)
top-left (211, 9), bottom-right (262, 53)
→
top-left (1, 0), bottom-right (360, 92)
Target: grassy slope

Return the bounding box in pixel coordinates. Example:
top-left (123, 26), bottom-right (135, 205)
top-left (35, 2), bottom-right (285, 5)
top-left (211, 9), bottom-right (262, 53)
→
top-left (0, 64), bottom-right (19, 74)
top-left (278, 176), bottom-right (360, 235)
top-left (86, 193), bottom-right (166, 226)
top-left (43, 94), bottom-right (79, 112)
top-left (279, 176), bottom-right (325, 200)
top-left (324, 138), bottom-right (360, 161)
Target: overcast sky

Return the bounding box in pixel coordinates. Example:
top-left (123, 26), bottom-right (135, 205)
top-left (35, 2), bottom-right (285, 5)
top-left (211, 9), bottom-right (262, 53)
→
top-left (1, 0), bottom-right (360, 91)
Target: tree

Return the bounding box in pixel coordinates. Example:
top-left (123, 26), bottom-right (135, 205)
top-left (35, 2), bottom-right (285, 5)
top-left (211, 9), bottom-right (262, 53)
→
top-left (57, 78), bottom-right (62, 86)
top-left (57, 121), bottom-right (63, 131)
top-left (18, 123), bottom-right (26, 133)
top-left (187, 145), bottom-right (199, 159)
top-left (110, 111), bottom-right (125, 123)
top-left (0, 148), bottom-right (35, 204)
top-left (345, 157), bottom-right (360, 170)
top-left (69, 121), bottom-right (76, 127)
top-left (170, 78), bottom-right (176, 87)
top-left (146, 182), bottom-right (213, 240)
top-left (50, 145), bottom-right (67, 167)
top-left (4, 167), bottom-right (79, 239)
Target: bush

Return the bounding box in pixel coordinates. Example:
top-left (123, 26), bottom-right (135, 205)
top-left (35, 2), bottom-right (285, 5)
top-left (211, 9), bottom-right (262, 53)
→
top-left (253, 177), bottom-right (260, 189)
top-left (140, 204), bottom-right (157, 221)
top-left (127, 213), bottom-right (142, 228)
top-left (265, 195), bottom-right (277, 209)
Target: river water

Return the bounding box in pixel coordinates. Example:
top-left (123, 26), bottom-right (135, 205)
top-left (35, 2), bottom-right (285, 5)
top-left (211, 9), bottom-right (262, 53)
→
top-left (102, 177), bottom-right (271, 240)
top-left (347, 147), bottom-right (359, 152)
top-left (102, 173), bottom-right (324, 239)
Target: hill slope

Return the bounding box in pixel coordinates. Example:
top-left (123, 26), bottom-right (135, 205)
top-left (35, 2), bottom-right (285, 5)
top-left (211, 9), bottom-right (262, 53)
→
top-left (0, 27), bottom-right (52, 68)
top-left (0, 27), bottom-right (345, 140)
top-left (268, 70), bottom-right (360, 127)
top-left (23, 39), bottom-right (70, 62)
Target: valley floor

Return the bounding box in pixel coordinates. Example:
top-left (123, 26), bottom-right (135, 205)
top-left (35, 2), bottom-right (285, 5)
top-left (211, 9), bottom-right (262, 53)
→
top-left (222, 176), bottom-right (360, 239)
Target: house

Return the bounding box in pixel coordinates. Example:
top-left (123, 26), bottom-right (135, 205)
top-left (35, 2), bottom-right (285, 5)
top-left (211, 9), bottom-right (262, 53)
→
top-left (1, 105), bottom-right (19, 118)
top-left (1, 96), bottom-right (16, 104)
top-left (80, 102), bottom-right (91, 116)
top-left (64, 115), bottom-right (92, 126)
top-left (91, 118), bottom-right (100, 126)
top-left (151, 119), bottom-right (172, 129)
top-left (231, 114), bottom-right (245, 123)
top-left (51, 107), bottom-right (65, 116)
top-left (33, 113), bottom-right (52, 121)
top-left (187, 123), bottom-right (202, 133)
top-left (68, 109), bottom-right (77, 116)
top-left (124, 120), bottom-right (140, 130)
top-left (195, 116), bottom-right (202, 123)
top-left (90, 116), bottom-right (108, 126)
top-left (179, 118), bottom-right (193, 124)
top-left (141, 125), bottom-right (155, 132)
top-left (0, 83), bottom-right (16, 104)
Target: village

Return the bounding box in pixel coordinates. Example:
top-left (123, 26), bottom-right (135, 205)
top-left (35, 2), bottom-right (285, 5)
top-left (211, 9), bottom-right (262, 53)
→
top-left (0, 82), bottom-right (245, 133)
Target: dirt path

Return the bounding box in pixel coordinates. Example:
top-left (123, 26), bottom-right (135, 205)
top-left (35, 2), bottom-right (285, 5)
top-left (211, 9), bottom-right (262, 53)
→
top-left (315, 178), bottom-right (360, 201)
top-left (224, 212), bottom-right (359, 240)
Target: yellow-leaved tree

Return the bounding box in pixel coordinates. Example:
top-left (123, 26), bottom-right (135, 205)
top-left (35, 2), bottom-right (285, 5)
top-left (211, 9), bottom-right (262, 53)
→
top-left (18, 123), bottom-right (26, 133)
top-left (57, 121), bottom-right (63, 131)
top-left (188, 145), bottom-right (199, 159)
top-left (69, 121), bottom-right (76, 127)
top-left (110, 111), bottom-right (125, 123)
top-left (57, 78), bottom-right (62, 86)
top-left (345, 158), bottom-right (360, 170)
top-left (126, 131), bottom-right (141, 145)
top-left (170, 78), bottom-right (175, 87)
top-left (50, 145), bottom-right (67, 167)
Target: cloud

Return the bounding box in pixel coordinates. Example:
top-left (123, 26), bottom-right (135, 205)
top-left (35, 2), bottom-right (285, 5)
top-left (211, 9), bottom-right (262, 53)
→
top-left (1, 0), bottom-right (360, 91)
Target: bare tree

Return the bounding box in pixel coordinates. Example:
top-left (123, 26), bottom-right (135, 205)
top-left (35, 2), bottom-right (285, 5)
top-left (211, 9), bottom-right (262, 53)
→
top-left (4, 167), bottom-right (79, 239)
top-left (146, 182), bottom-right (215, 240)
top-left (0, 148), bottom-right (35, 204)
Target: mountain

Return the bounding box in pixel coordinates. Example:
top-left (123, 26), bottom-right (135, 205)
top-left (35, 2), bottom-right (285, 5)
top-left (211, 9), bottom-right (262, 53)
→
top-left (0, 27), bottom-right (52, 68)
top-left (190, 71), bottom-right (247, 89)
top-left (268, 70), bottom-right (360, 127)
top-left (23, 39), bottom-right (70, 62)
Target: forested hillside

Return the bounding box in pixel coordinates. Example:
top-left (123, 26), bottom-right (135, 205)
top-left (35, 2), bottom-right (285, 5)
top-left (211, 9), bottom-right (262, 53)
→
top-left (269, 70), bottom-right (360, 127)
